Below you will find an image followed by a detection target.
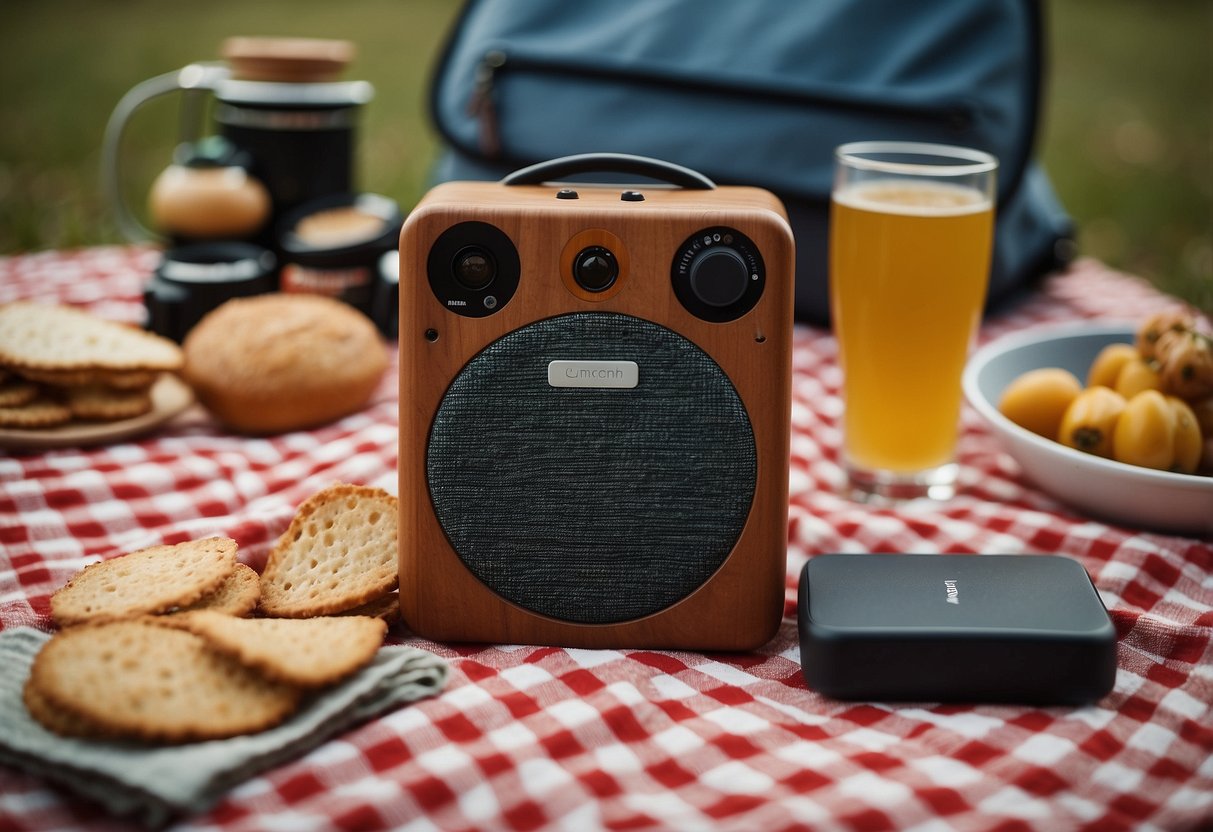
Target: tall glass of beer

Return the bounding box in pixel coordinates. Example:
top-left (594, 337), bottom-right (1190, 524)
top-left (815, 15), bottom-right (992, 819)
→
top-left (830, 142), bottom-right (997, 501)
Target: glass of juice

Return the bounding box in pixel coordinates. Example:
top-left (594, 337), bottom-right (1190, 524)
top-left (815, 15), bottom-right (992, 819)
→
top-left (830, 141), bottom-right (997, 502)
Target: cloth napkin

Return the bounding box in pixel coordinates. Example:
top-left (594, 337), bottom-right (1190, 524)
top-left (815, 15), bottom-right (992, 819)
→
top-left (0, 627), bottom-right (449, 828)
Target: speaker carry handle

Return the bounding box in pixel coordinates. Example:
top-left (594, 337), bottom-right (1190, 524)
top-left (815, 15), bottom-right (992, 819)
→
top-left (501, 152), bottom-right (716, 190)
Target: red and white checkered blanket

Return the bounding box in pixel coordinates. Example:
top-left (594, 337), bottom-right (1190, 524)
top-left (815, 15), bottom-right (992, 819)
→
top-left (1, 247), bottom-right (1210, 831)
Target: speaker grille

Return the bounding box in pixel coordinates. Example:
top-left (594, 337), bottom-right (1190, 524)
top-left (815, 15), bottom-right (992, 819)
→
top-left (427, 312), bottom-right (756, 624)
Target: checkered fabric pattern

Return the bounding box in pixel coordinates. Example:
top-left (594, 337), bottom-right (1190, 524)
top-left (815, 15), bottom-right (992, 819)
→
top-left (1, 247), bottom-right (1210, 832)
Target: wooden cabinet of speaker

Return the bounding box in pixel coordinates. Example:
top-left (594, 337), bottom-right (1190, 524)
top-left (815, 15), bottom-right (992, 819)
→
top-left (398, 167), bottom-right (794, 650)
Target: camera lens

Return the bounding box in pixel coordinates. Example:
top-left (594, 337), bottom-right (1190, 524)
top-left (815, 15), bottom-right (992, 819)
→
top-left (573, 246), bottom-right (618, 292)
top-left (452, 246), bottom-right (496, 291)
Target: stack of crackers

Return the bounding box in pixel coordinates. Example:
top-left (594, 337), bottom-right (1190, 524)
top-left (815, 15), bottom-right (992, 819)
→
top-left (27, 483), bottom-right (401, 744)
top-left (0, 302), bottom-right (183, 430)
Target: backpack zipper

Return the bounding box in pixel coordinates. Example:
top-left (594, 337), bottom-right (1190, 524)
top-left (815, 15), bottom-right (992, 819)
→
top-left (467, 50), bottom-right (507, 157)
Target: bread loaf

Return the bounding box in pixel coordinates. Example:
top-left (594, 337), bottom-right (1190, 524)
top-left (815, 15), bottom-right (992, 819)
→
top-left (183, 293), bottom-right (387, 434)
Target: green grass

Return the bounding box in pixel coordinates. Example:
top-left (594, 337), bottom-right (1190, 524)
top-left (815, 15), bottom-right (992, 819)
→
top-left (1041, 0), bottom-right (1211, 312)
top-left (0, 0), bottom-right (460, 252)
top-left (1, 0), bottom-right (1209, 312)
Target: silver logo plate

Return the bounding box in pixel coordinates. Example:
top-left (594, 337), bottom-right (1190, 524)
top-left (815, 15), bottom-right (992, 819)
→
top-left (547, 360), bottom-right (639, 389)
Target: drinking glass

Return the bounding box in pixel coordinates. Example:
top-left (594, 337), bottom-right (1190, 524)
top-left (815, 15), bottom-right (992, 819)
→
top-left (830, 141), bottom-right (997, 501)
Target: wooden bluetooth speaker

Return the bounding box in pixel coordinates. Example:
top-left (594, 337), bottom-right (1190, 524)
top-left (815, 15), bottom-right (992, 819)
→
top-left (398, 155), bottom-right (794, 650)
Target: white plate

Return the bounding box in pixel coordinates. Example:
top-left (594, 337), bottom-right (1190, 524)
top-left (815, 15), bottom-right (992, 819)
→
top-left (963, 324), bottom-right (1213, 537)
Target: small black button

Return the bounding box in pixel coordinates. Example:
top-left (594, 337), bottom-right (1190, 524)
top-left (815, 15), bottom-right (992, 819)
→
top-left (573, 246), bottom-right (618, 292)
top-left (620, 190), bottom-right (645, 202)
top-left (556, 188), bottom-right (579, 200)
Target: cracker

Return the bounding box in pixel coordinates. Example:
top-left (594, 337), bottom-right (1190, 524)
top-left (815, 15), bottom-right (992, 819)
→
top-left (17, 366), bottom-right (158, 390)
top-left (0, 395), bottom-right (71, 429)
top-left (101, 369), bottom-right (159, 390)
top-left (65, 384), bottom-right (153, 421)
top-left (168, 610), bottom-right (386, 687)
top-left (51, 537), bottom-right (238, 627)
top-left (259, 484), bottom-right (398, 617)
top-left (23, 678), bottom-right (116, 739)
top-left (0, 378), bottom-right (40, 407)
top-left (335, 591), bottom-right (399, 624)
top-left (30, 619), bottom-right (301, 743)
top-left (171, 563), bottom-right (260, 617)
top-left (0, 302), bottom-right (183, 373)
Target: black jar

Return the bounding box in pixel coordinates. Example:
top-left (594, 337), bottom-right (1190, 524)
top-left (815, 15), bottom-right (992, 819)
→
top-left (213, 77), bottom-right (373, 218)
top-left (277, 192), bottom-right (402, 323)
top-left (144, 242), bottom-right (277, 342)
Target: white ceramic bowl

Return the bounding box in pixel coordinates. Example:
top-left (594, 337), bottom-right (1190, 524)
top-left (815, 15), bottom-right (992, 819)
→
top-left (963, 324), bottom-right (1213, 537)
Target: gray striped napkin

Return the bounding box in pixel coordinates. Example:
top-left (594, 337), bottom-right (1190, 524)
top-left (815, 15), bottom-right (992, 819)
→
top-left (0, 626), bottom-right (448, 828)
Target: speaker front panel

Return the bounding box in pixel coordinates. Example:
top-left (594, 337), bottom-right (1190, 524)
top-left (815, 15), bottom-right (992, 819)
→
top-left (399, 183), bottom-right (793, 649)
top-left (427, 312), bottom-right (756, 624)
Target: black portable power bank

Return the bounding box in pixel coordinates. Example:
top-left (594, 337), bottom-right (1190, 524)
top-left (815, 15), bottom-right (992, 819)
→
top-left (798, 554), bottom-right (1117, 704)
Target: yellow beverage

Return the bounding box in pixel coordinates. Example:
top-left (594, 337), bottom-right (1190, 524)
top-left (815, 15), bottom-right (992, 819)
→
top-left (830, 180), bottom-right (994, 472)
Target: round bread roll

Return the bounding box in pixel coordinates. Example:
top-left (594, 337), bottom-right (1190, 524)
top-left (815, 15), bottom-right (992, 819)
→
top-left (184, 294), bottom-right (387, 434)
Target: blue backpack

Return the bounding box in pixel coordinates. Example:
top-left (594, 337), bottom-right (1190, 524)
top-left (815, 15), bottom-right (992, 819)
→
top-left (428, 0), bottom-right (1073, 324)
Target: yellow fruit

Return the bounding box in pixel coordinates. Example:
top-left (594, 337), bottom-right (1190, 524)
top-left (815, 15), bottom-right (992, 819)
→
top-left (1058, 387), bottom-right (1127, 458)
top-left (1189, 396), bottom-right (1213, 435)
top-left (1113, 390), bottom-right (1176, 470)
top-left (1157, 330), bottom-right (1213, 401)
top-left (1167, 396), bottom-right (1202, 474)
top-left (1087, 343), bottom-right (1138, 389)
top-left (1114, 357), bottom-right (1162, 399)
top-left (998, 368), bottom-right (1083, 438)
top-left (1136, 310), bottom-right (1195, 361)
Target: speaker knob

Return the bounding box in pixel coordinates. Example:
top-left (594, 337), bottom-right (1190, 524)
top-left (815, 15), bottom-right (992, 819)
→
top-left (671, 227), bottom-right (764, 323)
top-left (688, 246), bottom-right (749, 308)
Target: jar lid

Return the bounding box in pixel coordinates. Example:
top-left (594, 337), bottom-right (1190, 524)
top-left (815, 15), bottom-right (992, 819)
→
top-left (278, 193), bottom-right (403, 263)
top-left (214, 78), bottom-right (373, 108)
top-left (157, 242), bottom-right (277, 285)
top-left (222, 36), bottom-right (355, 83)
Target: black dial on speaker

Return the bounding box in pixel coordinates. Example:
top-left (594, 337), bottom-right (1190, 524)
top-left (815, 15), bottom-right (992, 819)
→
top-left (671, 227), bottom-right (764, 322)
top-left (689, 246), bottom-right (749, 308)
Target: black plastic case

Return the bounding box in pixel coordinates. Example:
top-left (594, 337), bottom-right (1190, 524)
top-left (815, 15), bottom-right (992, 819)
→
top-left (798, 554), bottom-right (1117, 704)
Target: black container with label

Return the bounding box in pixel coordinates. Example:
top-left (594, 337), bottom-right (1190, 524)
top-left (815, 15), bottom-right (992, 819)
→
top-left (276, 192), bottom-right (402, 328)
top-left (144, 242), bottom-right (277, 342)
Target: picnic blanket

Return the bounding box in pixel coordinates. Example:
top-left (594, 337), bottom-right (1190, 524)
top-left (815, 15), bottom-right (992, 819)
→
top-left (1, 247), bottom-right (1210, 831)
